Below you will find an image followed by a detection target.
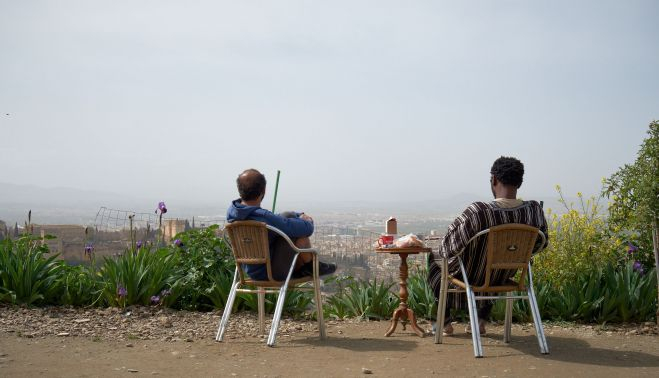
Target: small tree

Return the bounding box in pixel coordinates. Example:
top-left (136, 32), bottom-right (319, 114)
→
top-left (604, 121), bottom-right (659, 323)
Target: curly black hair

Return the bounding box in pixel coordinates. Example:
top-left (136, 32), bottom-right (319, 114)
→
top-left (237, 169), bottom-right (267, 201)
top-left (490, 156), bottom-right (524, 188)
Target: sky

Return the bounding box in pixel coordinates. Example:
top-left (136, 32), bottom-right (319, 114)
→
top-left (1, 1), bottom-right (657, 212)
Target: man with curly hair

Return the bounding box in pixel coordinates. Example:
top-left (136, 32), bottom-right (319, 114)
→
top-left (427, 156), bottom-right (549, 336)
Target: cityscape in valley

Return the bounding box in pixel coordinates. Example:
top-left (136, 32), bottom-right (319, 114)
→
top-left (0, 182), bottom-right (568, 281)
top-left (0, 206), bottom-right (453, 282)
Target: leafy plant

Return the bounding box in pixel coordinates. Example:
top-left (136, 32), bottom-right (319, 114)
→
top-left (604, 121), bottom-right (659, 322)
top-left (0, 234), bottom-right (64, 305)
top-left (60, 264), bottom-right (100, 307)
top-left (171, 225), bottom-right (234, 310)
top-left (534, 186), bottom-right (619, 288)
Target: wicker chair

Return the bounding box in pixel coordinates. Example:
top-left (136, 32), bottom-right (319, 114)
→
top-left (215, 220), bottom-right (326, 347)
top-left (433, 223), bottom-right (549, 358)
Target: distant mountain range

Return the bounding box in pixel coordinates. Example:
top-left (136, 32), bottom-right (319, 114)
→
top-left (0, 182), bottom-right (573, 226)
top-left (0, 182), bottom-right (143, 225)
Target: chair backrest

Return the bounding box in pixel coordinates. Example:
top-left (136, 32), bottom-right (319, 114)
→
top-left (477, 223), bottom-right (543, 292)
top-left (224, 220), bottom-right (273, 282)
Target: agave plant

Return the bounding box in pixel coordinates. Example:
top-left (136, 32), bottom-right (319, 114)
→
top-left (600, 261), bottom-right (657, 323)
top-left (407, 267), bottom-right (437, 320)
top-left (0, 234), bottom-right (64, 305)
top-left (324, 277), bottom-right (397, 320)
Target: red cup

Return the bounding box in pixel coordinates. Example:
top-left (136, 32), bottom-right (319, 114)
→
top-left (378, 234), bottom-right (394, 247)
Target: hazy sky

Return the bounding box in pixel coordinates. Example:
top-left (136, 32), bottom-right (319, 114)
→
top-left (1, 1), bottom-right (657, 209)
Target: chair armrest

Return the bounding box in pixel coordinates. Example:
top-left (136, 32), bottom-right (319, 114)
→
top-left (531, 230), bottom-right (548, 255)
top-left (265, 224), bottom-right (318, 255)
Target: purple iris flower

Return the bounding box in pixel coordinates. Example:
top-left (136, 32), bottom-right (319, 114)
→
top-left (161, 289), bottom-right (172, 298)
top-left (136, 240), bottom-right (143, 250)
top-left (84, 243), bottom-right (94, 256)
top-left (156, 201), bottom-right (167, 214)
top-left (150, 295), bottom-right (160, 305)
top-left (173, 239), bottom-right (182, 247)
top-left (633, 261), bottom-right (644, 275)
top-left (627, 243), bottom-right (638, 255)
top-left (117, 286), bottom-right (127, 298)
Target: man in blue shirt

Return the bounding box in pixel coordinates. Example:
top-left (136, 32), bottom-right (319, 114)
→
top-left (226, 169), bottom-right (336, 281)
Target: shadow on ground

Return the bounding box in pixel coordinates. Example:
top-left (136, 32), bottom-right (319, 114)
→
top-left (490, 334), bottom-right (659, 367)
top-left (291, 336), bottom-right (418, 352)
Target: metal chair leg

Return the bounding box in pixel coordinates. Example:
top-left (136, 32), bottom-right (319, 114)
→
top-left (267, 254), bottom-right (299, 347)
top-left (312, 255), bottom-right (326, 340)
top-left (527, 264), bottom-right (549, 354)
top-left (459, 260), bottom-right (482, 358)
top-left (466, 287), bottom-right (483, 358)
top-left (258, 288), bottom-right (265, 335)
top-left (435, 258), bottom-right (449, 344)
top-left (216, 268), bottom-right (240, 341)
top-left (504, 293), bottom-right (513, 343)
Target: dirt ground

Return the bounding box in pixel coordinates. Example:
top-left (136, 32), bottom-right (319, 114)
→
top-left (1, 307), bottom-right (658, 377)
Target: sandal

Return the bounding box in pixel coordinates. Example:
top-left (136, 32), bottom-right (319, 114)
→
top-left (431, 322), bottom-right (454, 336)
top-left (465, 320), bottom-right (487, 335)
top-left (442, 324), bottom-right (454, 336)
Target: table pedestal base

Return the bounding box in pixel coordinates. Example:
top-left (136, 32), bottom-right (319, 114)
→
top-left (375, 247), bottom-right (432, 338)
top-left (385, 306), bottom-right (425, 337)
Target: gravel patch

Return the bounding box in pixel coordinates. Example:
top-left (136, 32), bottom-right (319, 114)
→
top-left (1, 304), bottom-right (656, 343)
top-left (0, 304), bottom-right (319, 342)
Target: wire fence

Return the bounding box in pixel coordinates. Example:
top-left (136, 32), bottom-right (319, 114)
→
top-left (93, 207), bottom-right (160, 233)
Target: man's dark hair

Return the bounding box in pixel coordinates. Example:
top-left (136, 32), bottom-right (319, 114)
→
top-left (237, 169), bottom-right (266, 201)
top-left (490, 156), bottom-right (524, 188)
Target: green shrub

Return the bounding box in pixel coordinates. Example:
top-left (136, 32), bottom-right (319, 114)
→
top-left (604, 121), bottom-right (658, 268)
top-left (171, 225), bottom-right (234, 310)
top-left (0, 235), bottom-right (64, 305)
top-left (534, 187), bottom-right (620, 288)
top-left (60, 264), bottom-right (101, 307)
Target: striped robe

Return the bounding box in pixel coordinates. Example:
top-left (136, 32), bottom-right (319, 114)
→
top-left (427, 200), bottom-right (549, 314)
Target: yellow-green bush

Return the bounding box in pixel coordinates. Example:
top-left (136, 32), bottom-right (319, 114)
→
top-left (534, 186), bottom-right (621, 288)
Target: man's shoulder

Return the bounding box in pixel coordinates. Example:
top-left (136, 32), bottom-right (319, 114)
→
top-left (524, 200), bottom-right (542, 207)
top-left (464, 201), bottom-right (493, 212)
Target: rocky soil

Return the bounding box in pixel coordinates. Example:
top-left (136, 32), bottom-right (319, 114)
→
top-left (1, 304), bottom-right (656, 342)
top-left (1, 305), bottom-right (658, 377)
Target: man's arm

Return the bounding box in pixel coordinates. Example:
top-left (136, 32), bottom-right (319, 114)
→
top-left (263, 211), bottom-right (314, 238)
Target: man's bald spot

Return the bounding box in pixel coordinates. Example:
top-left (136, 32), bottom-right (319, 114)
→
top-left (237, 169), bottom-right (267, 201)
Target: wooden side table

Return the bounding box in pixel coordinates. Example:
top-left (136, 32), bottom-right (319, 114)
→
top-left (375, 246), bottom-right (432, 337)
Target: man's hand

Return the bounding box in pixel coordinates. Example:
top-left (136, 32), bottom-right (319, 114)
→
top-left (300, 213), bottom-right (314, 223)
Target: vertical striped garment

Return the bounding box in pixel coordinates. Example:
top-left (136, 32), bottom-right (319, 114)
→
top-left (427, 200), bottom-right (549, 312)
